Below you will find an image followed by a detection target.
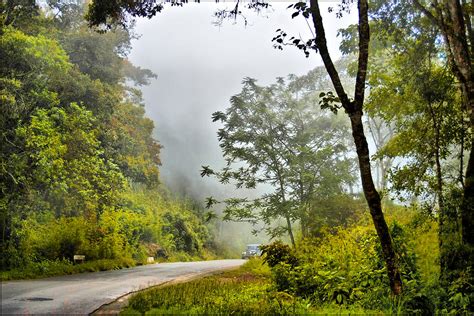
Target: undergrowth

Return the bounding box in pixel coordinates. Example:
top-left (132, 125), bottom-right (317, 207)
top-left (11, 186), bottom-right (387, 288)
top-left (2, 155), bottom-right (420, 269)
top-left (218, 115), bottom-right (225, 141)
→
top-left (0, 250), bottom-right (220, 281)
top-left (0, 258), bottom-right (136, 281)
top-left (121, 258), bottom-right (380, 315)
top-left (120, 206), bottom-right (469, 315)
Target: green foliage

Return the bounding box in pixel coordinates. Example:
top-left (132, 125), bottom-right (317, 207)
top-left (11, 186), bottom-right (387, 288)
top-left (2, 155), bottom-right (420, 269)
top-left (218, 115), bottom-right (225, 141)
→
top-left (162, 211), bottom-right (206, 254)
top-left (269, 227), bottom-right (391, 307)
top-left (343, 7), bottom-right (472, 308)
top-left (121, 189), bottom-right (214, 261)
top-left (85, 0), bottom-right (164, 30)
top-left (123, 209), bottom-right (445, 314)
top-left (0, 26), bottom-right (69, 135)
top-left (0, 26), bottom-right (70, 76)
top-left (0, 6), bottom-right (218, 276)
top-left (1, 0), bottom-right (40, 30)
top-left (340, 4), bottom-right (472, 308)
top-left (258, 210), bottom-right (443, 314)
top-left (103, 101), bottom-right (161, 188)
top-left (123, 257), bottom-right (382, 315)
top-left (124, 259), bottom-right (312, 316)
top-left (305, 193), bottom-right (364, 237)
top-left (369, 60), bottom-right (464, 201)
top-left (60, 27), bottom-right (129, 84)
top-left (0, 258), bottom-right (135, 281)
top-left (3, 3), bottom-right (470, 314)
top-left (204, 74), bottom-right (355, 242)
top-left (16, 104), bottom-right (126, 218)
top-left (261, 241), bottom-right (298, 268)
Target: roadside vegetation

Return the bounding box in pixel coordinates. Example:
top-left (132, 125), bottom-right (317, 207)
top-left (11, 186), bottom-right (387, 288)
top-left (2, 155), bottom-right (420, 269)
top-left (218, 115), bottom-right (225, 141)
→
top-left (122, 205), bottom-right (444, 315)
top-left (0, 258), bottom-right (136, 281)
top-left (122, 259), bottom-right (278, 316)
top-left (0, 3), bottom-right (221, 281)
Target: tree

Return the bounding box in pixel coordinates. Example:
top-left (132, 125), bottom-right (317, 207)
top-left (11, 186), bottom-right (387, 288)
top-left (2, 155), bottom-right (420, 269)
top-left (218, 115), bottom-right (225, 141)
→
top-left (372, 0), bottom-right (473, 281)
top-left (0, 0), bottom-right (39, 30)
top-left (345, 0), bottom-right (473, 299)
top-left (273, 0), bottom-right (404, 294)
top-left (0, 8), bottom-right (166, 267)
top-left (104, 97), bottom-right (162, 188)
top-left (411, 0), bottom-right (474, 291)
top-left (409, 2), bottom-right (473, 246)
top-left (0, 27), bottom-right (73, 250)
top-left (16, 103), bottom-right (126, 218)
top-left (369, 2), bottom-right (470, 289)
top-left (370, 49), bottom-right (464, 278)
top-left (314, 0), bottom-right (402, 295)
top-left (202, 76), bottom-right (353, 247)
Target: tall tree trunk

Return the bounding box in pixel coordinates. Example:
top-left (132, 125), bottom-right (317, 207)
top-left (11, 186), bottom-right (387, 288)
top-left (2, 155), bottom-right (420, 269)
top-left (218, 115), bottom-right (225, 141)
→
top-left (381, 158), bottom-right (392, 191)
top-left (309, 0), bottom-right (402, 295)
top-left (300, 203), bottom-right (309, 238)
top-left (459, 119), bottom-right (465, 188)
top-left (279, 177), bottom-right (296, 248)
top-left (367, 117), bottom-right (394, 191)
top-left (349, 111), bottom-right (403, 295)
top-left (298, 176), bottom-right (308, 238)
top-left (444, 0), bottom-right (474, 265)
top-left (414, 0), bottom-right (474, 281)
top-left (285, 215), bottom-right (296, 248)
top-left (463, 136), bottom-right (474, 245)
top-left (429, 103), bottom-right (448, 275)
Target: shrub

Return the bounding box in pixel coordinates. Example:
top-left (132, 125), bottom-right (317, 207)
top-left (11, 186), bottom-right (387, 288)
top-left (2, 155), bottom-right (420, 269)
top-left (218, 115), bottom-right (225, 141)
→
top-left (260, 241), bottom-right (298, 268)
top-left (262, 219), bottom-right (435, 312)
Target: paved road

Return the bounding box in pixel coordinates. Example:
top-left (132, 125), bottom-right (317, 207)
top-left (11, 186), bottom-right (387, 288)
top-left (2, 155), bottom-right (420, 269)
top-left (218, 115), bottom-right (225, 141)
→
top-left (1, 259), bottom-right (245, 315)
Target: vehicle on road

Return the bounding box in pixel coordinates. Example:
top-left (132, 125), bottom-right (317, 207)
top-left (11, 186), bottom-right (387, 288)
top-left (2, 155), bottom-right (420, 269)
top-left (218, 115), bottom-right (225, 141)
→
top-left (241, 244), bottom-right (262, 259)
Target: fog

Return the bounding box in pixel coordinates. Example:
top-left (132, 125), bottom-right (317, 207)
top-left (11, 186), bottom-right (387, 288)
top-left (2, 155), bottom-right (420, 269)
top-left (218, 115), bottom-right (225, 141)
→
top-left (128, 2), bottom-right (357, 248)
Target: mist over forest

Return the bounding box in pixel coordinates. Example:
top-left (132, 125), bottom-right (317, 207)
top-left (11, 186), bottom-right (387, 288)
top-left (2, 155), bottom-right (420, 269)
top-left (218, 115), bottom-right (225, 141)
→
top-left (129, 3), bottom-right (354, 201)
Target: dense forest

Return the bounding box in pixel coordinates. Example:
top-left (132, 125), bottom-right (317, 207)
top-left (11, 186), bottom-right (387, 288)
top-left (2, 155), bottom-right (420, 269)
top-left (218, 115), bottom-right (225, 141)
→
top-left (0, 1), bottom-right (221, 279)
top-left (199, 0), bottom-right (472, 312)
top-left (1, 0), bottom-right (474, 314)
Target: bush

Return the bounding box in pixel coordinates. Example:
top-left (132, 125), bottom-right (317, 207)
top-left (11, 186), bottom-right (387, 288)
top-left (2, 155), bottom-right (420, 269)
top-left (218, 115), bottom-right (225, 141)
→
top-left (1, 187), bottom-right (217, 276)
top-left (262, 216), bottom-right (439, 313)
top-left (260, 241), bottom-right (298, 268)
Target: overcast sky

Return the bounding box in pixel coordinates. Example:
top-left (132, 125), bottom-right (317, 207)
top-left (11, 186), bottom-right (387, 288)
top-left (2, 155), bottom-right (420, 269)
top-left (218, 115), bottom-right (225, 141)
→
top-left (129, 2), bottom-right (358, 201)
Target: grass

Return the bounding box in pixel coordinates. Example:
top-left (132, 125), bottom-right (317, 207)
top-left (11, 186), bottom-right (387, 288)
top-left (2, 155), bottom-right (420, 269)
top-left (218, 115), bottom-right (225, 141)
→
top-left (121, 258), bottom-right (382, 315)
top-left (0, 249), bottom-right (221, 282)
top-left (0, 257), bottom-right (136, 281)
top-left (122, 258), bottom-right (286, 315)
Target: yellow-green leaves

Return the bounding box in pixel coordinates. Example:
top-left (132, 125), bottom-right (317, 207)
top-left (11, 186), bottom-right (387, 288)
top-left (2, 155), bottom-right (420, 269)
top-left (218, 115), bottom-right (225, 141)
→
top-left (17, 103), bottom-right (125, 218)
top-left (1, 27), bottom-right (70, 76)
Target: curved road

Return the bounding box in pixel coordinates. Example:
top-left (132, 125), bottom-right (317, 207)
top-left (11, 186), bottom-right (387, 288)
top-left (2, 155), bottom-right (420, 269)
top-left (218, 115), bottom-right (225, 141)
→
top-left (1, 259), bottom-right (245, 315)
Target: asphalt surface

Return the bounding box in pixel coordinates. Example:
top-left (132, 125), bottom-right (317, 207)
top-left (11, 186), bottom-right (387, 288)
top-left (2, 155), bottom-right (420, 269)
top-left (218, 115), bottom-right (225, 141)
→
top-left (1, 259), bottom-right (245, 315)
